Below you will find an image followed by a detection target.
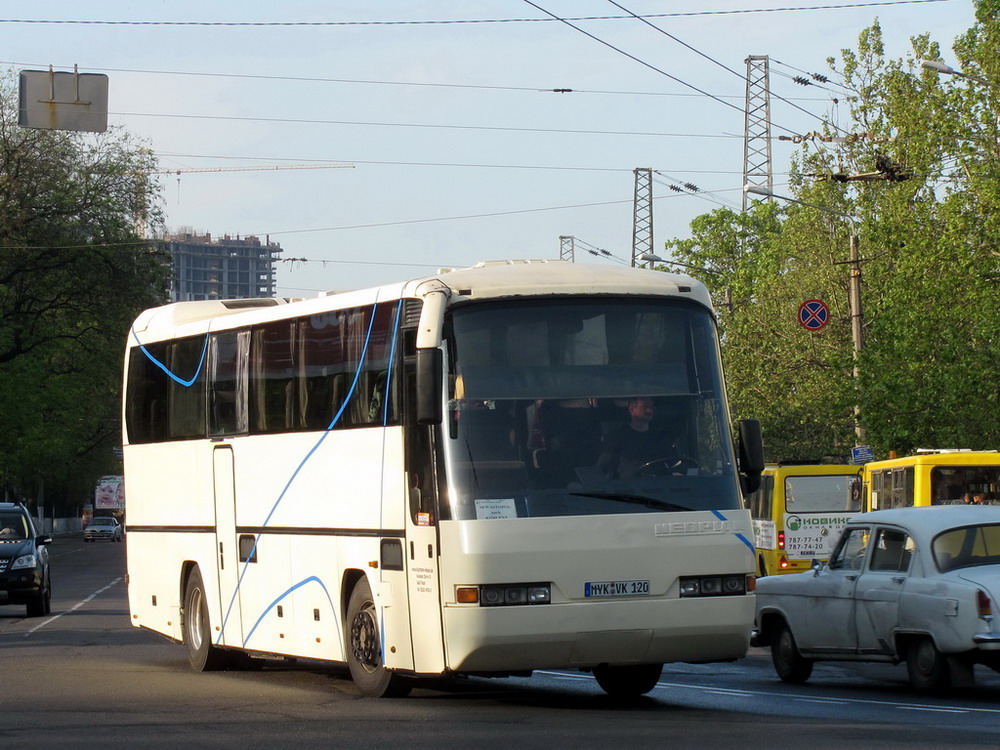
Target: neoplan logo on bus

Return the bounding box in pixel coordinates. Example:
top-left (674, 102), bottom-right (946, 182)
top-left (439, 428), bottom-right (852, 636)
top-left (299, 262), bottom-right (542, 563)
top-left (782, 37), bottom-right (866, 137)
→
top-left (585, 579), bottom-right (650, 597)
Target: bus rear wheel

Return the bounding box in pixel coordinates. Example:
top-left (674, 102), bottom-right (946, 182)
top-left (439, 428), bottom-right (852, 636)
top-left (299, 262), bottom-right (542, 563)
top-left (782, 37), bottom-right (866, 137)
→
top-left (183, 567), bottom-right (232, 671)
top-left (593, 663), bottom-right (662, 698)
top-left (346, 577), bottom-right (411, 698)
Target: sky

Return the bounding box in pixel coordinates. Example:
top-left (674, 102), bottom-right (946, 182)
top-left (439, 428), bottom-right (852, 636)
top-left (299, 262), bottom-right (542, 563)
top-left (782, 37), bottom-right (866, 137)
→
top-left (1, 1), bottom-right (979, 297)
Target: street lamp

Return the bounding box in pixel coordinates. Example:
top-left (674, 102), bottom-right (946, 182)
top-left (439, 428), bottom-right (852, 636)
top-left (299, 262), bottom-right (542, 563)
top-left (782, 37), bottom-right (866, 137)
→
top-left (743, 184), bottom-right (866, 443)
top-left (920, 59), bottom-right (993, 87)
top-left (637, 251), bottom-right (662, 269)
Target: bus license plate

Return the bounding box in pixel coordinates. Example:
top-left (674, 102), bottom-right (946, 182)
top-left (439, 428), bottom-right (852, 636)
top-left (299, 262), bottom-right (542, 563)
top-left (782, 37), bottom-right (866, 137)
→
top-left (585, 580), bottom-right (650, 598)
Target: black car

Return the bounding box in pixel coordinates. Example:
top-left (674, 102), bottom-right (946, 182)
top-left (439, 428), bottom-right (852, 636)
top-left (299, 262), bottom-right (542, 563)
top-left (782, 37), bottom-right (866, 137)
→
top-left (0, 502), bottom-right (52, 617)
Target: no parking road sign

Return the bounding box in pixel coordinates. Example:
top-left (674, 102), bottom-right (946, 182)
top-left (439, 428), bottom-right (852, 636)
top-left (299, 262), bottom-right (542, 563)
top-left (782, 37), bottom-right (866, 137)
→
top-left (798, 299), bottom-right (830, 331)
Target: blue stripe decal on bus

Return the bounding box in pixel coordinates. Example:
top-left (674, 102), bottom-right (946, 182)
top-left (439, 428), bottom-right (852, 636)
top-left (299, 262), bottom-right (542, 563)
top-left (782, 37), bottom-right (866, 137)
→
top-left (382, 301), bottom-right (403, 427)
top-left (711, 509), bottom-right (756, 554)
top-left (377, 303), bottom-right (403, 667)
top-left (242, 576), bottom-right (337, 647)
top-left (734, 533), bottom-right (755, 553)
top-left (222, 299), bottom-right (381, 648)
top-left (131, 328), bottom-right (209, 387)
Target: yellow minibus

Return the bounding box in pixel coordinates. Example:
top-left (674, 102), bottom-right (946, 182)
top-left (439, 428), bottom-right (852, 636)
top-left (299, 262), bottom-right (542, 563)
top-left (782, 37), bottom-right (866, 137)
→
top-left (864, 450), bottom-right (1000, 509)
top-left (748, 462), bottom-right (861, 576)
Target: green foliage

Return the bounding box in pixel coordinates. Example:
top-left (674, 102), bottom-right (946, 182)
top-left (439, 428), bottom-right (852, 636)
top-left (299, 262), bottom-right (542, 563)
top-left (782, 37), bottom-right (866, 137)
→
top-left (664, 4), bottom-right (1000, 461)
top-left (0, 74), bottom-right (168, 513)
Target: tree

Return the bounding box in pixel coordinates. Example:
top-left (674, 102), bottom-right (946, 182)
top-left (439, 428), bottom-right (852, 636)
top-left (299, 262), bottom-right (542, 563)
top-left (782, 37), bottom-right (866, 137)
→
top-left (0, 74), bottom-right (168, 515)
top-left (663, 3), bottom-right (1000, 460)
top-left (666, 200), bottom-right (859, 460)
top-left (828, 9), bottom-right (1000, 453)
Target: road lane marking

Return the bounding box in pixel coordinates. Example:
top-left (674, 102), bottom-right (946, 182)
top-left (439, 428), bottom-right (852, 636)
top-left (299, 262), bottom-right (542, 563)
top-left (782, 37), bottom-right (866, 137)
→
top-left (541, 671), bottom-right (1000, 716)
top-left (706, 689), bottom-right (752, 697)
top-left (24, 577), bottom-right (123, 638)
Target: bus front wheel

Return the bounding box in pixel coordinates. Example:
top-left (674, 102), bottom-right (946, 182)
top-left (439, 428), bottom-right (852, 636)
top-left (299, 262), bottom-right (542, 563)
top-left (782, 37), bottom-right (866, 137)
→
top-left (346, 577), bottom-right (411, 698)
top-left (183, 567), bottom-right (232, 672)
top-left (593, 663), bottom-right (662, 698)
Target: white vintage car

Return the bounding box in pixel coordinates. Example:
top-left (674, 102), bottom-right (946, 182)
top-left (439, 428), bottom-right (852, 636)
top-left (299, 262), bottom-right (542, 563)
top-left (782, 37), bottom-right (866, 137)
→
top-left (753, 505), bottom-right (1000, 691)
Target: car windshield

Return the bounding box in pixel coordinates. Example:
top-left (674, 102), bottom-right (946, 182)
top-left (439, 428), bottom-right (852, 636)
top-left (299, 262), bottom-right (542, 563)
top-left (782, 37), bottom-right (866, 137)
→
top-left (441, 297), bottom-right (741, 520)
top-left (0, 513), bottom-right (29, 539)
top-left (933, 523), bottom-right (1000, 572)
top-left (91, 518), bottom-right (115, 526)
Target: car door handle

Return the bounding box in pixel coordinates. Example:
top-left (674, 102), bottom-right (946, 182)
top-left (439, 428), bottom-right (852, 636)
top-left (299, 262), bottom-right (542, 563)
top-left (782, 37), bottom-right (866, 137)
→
top-left (845, 574), bottom-right (857, 581)
top-left (892, 576), bottom-right (905, 584)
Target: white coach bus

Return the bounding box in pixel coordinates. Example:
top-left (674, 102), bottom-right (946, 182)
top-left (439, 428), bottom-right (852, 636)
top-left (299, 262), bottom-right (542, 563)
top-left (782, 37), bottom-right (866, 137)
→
top-left (122, 260), bottom-right (764, 698)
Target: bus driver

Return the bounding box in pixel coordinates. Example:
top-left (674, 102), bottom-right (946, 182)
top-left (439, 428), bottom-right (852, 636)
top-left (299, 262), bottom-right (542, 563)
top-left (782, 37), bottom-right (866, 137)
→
top-left (597, 397), bottom-right (682, 479)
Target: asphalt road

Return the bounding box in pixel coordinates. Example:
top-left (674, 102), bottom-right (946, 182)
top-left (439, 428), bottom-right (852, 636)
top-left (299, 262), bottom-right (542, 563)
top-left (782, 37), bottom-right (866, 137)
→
top-left (4, 536), bottom-right (1000, 749)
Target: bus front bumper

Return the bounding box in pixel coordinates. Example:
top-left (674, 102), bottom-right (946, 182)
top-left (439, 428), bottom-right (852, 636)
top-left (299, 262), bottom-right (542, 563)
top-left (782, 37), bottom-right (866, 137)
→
top-left (442, 594), bottom-right (754, 673)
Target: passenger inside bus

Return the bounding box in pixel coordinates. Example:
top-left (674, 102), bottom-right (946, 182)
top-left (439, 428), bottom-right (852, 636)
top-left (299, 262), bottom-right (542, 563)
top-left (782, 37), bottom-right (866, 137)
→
top-left (530, 398), bottom-right (604, 488)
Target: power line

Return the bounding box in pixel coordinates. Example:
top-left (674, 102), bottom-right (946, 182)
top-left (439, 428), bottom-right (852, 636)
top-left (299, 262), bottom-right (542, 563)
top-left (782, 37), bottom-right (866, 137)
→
top-left (522, 1), bottom-right (848, 139)
top-left (573, 237), bottom-right (630, 266)
top-left (253, 188), bottom-right (746, 239)
top-left (604, 1), bottom-right (745, 80)
top-left (154, 152), bottom-right (779, 176)
top-left (0, 59), bottom-right (829, 101)
top-left (143, 163), bottom-right (354, 176)
top-left (112, 109), bottom-right (745, 140)
top-left (601, 1), bottom-right (849, 134)
top-left (255, 197), bottom-right (639, 237)
top-left (770, 58), bottom-right (851, 96)
top-left (651, 173), bottom-right (742, 211)
top-left (4, 185), bottom-right (749, 252)
top-left (0, 2), bottom-right (953, 27)
top-left (521, 1), bottom-right (748, 120)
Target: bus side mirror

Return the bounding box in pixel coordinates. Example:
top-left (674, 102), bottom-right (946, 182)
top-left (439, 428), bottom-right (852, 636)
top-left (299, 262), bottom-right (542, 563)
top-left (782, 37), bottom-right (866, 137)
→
top-left (738, 418), bottom-right (765, 494)
top-left (416, 348), bottom-right (443, 425)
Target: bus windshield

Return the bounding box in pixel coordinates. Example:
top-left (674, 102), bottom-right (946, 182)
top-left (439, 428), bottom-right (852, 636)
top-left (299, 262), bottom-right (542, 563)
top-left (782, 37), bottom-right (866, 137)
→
top-left (442, 297), bottom-right (741, 520)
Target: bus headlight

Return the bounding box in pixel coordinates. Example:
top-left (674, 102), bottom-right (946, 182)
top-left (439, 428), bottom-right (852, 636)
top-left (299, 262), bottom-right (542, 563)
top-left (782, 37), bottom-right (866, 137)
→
top-left (679, 574), bottom-right (748, 597)
top-left (473, 583), bottom-right (551, 606)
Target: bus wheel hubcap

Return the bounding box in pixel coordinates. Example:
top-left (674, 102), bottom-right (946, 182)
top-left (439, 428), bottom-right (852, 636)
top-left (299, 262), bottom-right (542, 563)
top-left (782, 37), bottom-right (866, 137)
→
top-left (351, 605), bottom-right (380, 672)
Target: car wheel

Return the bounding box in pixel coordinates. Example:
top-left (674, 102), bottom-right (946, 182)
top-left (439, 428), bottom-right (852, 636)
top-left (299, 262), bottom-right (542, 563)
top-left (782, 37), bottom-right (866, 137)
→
top-left (26, 587), bottom-right (47, 617)
top-left (906, 637), bottom-right (949, 691)
top-left (346, 577), bottom-right (410, 697)
top-left (593, 663), bottom-right (663, 698)
top-left (183, 567), bottom-right (232, 671)
top-left (771, 621), bottom-right (813, 683)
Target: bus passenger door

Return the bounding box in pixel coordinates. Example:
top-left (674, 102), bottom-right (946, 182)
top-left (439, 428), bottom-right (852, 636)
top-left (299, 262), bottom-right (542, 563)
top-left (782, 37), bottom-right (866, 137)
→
top-left (404, 496), bottom-right (445, 674)
top-left (212, 445), bottom-right (243, 647)
top-left (403, 423), bottom-right (446, 674)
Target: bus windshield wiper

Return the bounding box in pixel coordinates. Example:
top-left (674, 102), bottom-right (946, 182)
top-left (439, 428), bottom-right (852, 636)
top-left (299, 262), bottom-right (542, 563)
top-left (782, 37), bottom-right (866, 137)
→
top-left (569, 492), bottom-right (694, 512)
